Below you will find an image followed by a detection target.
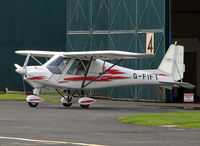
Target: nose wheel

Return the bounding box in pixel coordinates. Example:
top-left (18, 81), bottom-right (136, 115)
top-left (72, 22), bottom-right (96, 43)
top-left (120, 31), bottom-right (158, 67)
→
top-left (26, 93), bottom-right (43, 108)
top-left (28, 102), bottom-right (39, 107)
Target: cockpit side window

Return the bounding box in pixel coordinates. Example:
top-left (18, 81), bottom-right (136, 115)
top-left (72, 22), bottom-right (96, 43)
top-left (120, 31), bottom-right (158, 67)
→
top-left (67, 59), bottom-right (89, 75)
top-left (47, 56), bottom-right (69, 74)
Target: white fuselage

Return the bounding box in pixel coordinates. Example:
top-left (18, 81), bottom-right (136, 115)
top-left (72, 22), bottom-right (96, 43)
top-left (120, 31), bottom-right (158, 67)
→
top-left (24, 59), bottom-right (174, 90)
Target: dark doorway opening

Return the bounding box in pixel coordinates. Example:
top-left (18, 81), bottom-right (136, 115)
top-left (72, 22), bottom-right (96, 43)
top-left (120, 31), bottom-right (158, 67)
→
top-left (171, 0), bottom-right (200, 102)
top-left (174, 52), bottom-right (197, 102)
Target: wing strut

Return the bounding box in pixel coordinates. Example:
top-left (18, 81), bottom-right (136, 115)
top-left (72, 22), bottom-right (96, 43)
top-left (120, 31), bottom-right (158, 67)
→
top-left (81, 56), bottom-right (93, 89)
top-left (30, 55), bottom-right (43, 65)
top-left (81, 58), bottom-right (123, 89)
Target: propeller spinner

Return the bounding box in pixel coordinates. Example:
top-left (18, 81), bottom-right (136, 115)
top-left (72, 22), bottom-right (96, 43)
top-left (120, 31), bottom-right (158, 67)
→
top-left (14, 64), bottom-right (25, 75)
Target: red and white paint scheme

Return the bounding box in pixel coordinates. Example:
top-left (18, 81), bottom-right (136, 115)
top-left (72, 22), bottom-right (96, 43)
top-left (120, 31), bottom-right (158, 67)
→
top-left (26, 95), bottom-right (44, 103)
top-left (78, 97), bottom-right (96, 108)
top-left (14, 43), bottom-right (195, 108)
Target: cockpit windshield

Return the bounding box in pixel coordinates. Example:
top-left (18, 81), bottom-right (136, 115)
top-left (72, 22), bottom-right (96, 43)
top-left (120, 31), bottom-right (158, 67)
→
top-left (47, 56), bottom-right (69, 74)
top-left (47, 56), bottom-right (90, 75)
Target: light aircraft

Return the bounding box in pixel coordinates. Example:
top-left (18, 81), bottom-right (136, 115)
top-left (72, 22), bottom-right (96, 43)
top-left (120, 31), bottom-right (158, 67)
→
top-left (14, 43), bottom-right (195, 108)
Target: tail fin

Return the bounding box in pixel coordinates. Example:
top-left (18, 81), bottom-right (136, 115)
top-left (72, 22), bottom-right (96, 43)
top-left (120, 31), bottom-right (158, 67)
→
top-left (158, 43), bottom-right (185, 81)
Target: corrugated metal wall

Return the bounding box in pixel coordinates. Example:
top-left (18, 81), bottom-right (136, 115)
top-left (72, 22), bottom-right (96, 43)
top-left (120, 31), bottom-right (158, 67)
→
top-left (0, 0), bottom-right (66, 91)
top-left (0, 0), bottom-right (169, 101)
top-left (66, 0), bottom-right (169, 101)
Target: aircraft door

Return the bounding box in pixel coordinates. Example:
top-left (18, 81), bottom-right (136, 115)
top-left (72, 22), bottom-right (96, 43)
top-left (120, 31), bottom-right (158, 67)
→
top-left (66, 59), bottom-right (89, 75)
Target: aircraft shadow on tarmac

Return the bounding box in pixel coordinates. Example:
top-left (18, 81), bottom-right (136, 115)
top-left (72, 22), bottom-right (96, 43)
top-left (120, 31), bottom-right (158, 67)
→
top-left (35, 105), bottom-right (140, 111)
top-left (30, 104), bottom-right (185, 113)
top-left (29, 101), bottom-right (200, 113)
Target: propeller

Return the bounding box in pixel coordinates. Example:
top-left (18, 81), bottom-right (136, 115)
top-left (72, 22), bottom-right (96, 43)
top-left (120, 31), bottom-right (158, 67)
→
top-left (23, 53), bottom-right (30, 70)
top-left (14, 53), bottom-right (31, 94)
top-left (14, 53), bottom-right (30, 75)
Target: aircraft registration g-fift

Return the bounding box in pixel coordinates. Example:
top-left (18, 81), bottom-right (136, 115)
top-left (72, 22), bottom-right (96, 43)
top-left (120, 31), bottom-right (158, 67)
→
top-left (14, 43), bottom-right (195, 108)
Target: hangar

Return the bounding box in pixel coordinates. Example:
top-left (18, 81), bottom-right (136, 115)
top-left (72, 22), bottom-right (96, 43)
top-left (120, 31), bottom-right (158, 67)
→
top-left (172, 0), bottom-right (200, 102)
top-left (0, 0), bottom-right (199, 102)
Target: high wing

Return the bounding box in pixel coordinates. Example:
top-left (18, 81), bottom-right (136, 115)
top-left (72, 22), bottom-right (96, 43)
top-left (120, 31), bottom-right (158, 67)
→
top-left (15, 50), bottom-right (59, 58)
top-left (15, 50), bottom-right (154, 60)
top-left (63, 50), bottom-right (153, 60)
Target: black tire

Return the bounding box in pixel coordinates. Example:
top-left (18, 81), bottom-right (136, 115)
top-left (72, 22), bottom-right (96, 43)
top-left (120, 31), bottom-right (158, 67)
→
top-left (28, 102), bottom-right (39, 108)
top-left (80, 104), bottom-right (89, 108)
top-left (62, 102), bottom-right (72, 107)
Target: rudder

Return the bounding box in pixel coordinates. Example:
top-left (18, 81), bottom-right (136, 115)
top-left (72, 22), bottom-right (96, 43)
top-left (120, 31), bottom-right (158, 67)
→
top-left (158, 43), bottom-right (185, 81)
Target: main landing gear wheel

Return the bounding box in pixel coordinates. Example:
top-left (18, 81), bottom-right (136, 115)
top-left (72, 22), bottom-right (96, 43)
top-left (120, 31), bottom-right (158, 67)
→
top-left (61, 96), bottom-right (73, 107)
top-left (78, 97), bottom-right (96, 108)
top-left (62, 102), bottom-right (72, 107)
top-left (28, 102), bottom-right (39, 107)
top-left (80, 104), bottom-right (90, 108)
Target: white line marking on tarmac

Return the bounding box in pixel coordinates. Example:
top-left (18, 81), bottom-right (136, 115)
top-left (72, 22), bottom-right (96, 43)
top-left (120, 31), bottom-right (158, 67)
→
top-left (0, 136), bottom-right (107, 146)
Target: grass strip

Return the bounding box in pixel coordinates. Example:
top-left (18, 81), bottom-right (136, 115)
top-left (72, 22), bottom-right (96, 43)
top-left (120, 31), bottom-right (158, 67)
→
top-left (0, 93), bottom-right (60, 102)
top-left (119, 111), bottom-right (200, 128)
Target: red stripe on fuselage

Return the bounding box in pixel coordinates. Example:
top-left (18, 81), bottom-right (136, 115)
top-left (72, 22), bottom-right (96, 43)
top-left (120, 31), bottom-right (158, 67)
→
top-left (58, 81), bottom-right (68, 83)
top-left (99, 69), bottom-right (125, 75)
top-left (153, 73), bottom-right (168, 77)
top-left (27, 76), bottom-right (47, 80)
top-left (63, 76), bottom-right (130, 82)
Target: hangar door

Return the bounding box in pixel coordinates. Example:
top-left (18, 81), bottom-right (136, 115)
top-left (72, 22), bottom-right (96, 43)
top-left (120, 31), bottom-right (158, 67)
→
top-left (0, 0), bottom-right (66, 91)
top-left (66, 0), bottom-right (169, 101)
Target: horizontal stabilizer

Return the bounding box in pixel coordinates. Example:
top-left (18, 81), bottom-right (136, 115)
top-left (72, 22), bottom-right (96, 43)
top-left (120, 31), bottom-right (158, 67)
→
top-left (175, 82), bottom-right (196, 89)
top-left (159, 81), bottom-right (195, 89)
